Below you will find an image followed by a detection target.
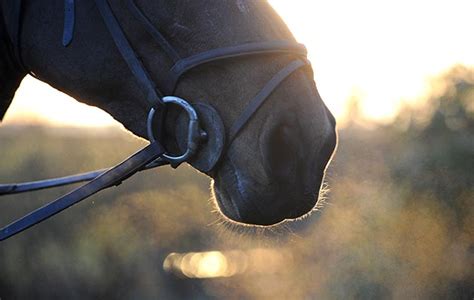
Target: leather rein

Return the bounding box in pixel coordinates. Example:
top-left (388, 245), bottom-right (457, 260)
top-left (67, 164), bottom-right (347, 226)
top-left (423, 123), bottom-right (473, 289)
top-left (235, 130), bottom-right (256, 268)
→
top-left (0, 0), bottom-right (310, 241)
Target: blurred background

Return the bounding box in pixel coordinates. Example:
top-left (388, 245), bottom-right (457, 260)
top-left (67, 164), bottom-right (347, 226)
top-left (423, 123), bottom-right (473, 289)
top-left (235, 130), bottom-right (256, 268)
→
top-left (1, 1), bottom-right (473, 299)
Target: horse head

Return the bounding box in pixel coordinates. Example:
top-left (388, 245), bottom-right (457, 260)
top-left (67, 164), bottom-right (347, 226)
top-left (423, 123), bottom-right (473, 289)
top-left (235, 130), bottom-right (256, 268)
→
top-left (1, 0), bottom-right (337, 226)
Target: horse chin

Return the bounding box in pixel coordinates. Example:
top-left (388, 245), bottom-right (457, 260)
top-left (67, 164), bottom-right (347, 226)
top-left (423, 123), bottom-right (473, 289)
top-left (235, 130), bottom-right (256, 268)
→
top-left (211, 181), bottom-right (283, 227)
top-left (210, 180), bottom-right (322, 237)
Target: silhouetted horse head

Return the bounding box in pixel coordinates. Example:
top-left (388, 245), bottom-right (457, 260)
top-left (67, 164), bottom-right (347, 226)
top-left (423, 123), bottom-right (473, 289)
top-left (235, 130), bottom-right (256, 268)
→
top-left (0, 1), bottom-right (337, 226)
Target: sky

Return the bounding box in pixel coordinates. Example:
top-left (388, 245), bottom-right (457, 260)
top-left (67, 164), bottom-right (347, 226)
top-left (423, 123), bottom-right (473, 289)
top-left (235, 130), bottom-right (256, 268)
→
top-left (3, 0), bottom-right (474, 127)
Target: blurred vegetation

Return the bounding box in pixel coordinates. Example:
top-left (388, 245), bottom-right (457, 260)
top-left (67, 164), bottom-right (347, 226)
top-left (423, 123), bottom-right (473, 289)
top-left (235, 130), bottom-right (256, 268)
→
top-left (0, 66), bottom-right (473, 299)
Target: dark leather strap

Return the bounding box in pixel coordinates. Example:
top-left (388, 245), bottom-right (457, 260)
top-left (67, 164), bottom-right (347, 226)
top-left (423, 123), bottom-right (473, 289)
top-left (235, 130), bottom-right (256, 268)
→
top-left (0, 169), bottom-right (106, 195)
top-left (164, 41), bottom-right (307, 94)
top-left (228, 59), bottom-right (309, 145)
top-left (0, 141), bottom-right (165, 241)
top-left (128, 0), bottom-right (181, 63)
top-left (62, 0), bottom-right (75, 47)
top-left (0, 158), bottom-right (170, 196)
top-left (95, 0), bottom-right (163, 106)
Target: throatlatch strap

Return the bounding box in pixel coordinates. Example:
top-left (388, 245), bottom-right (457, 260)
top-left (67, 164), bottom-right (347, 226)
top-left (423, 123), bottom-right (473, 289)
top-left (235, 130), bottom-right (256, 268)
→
top-left (95, 0), bottom-right (163, 106)
top-left (0, 142), bottom-right (165, 241)
top-left (228, 59), bottom-right (309, 144)
top-left (62, 0), bottom-right (75, 46)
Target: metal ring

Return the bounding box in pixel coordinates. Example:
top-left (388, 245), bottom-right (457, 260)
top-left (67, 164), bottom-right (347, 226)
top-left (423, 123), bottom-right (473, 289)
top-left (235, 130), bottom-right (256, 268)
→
top-left (147, 96), bottom-right (201, 165)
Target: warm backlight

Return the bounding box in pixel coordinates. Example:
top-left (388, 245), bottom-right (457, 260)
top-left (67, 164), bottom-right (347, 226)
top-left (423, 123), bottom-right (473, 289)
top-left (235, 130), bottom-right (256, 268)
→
top-left (2, 0), bottom-right (473, 127)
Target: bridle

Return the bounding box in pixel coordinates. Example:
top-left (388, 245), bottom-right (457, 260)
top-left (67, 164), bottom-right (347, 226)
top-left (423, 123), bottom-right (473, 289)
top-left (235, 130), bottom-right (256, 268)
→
top-left (0, 0), bottom-right (310, 241)
top-left (1, 0), bottom-right (310, 241)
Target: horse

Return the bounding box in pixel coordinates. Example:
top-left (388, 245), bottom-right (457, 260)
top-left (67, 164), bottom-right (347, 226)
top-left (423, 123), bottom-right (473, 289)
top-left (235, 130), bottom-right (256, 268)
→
top-left (0, 0), bottom-right (337, 229)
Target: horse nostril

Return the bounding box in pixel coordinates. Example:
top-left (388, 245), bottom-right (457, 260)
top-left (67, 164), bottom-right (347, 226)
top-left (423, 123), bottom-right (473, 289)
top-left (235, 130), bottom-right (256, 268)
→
top-left (263, 123), bottom-right (299, 180)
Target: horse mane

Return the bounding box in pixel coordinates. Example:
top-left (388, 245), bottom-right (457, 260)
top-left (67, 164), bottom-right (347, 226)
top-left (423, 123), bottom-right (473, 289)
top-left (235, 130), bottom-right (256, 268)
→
top-left (0, 2), bottom-right (25, 121)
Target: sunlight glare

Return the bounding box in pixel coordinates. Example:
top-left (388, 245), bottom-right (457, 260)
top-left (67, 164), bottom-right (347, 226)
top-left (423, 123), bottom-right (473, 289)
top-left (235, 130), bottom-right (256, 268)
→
top-left (269, 0), bottom-right (474, 123)
top-left (163, 248), bottom-right (291, 278)
top-left (3, 0), bottom-right (473, 127)
top-left (4, 77), bottom-right (118, 127)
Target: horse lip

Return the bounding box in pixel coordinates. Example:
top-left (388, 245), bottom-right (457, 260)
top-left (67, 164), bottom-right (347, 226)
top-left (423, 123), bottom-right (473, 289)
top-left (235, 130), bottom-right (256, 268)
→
top-left (213, 181), bottom-right (242, 221)
top-left (212, 153), bottom-right (326, 225)
top-left (287, 200), bottom-right (316, 219)
top-left (214, 180), bottom-right (295, 225)
top-left (214, 177), bottom-right (321, 226)
top-left (215, 176), bottom-right (275, 224)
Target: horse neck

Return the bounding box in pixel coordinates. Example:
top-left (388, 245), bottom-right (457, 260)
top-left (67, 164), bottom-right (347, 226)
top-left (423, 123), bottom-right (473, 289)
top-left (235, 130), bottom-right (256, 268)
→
top-left (0, 2), bottom-right (25, 121)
